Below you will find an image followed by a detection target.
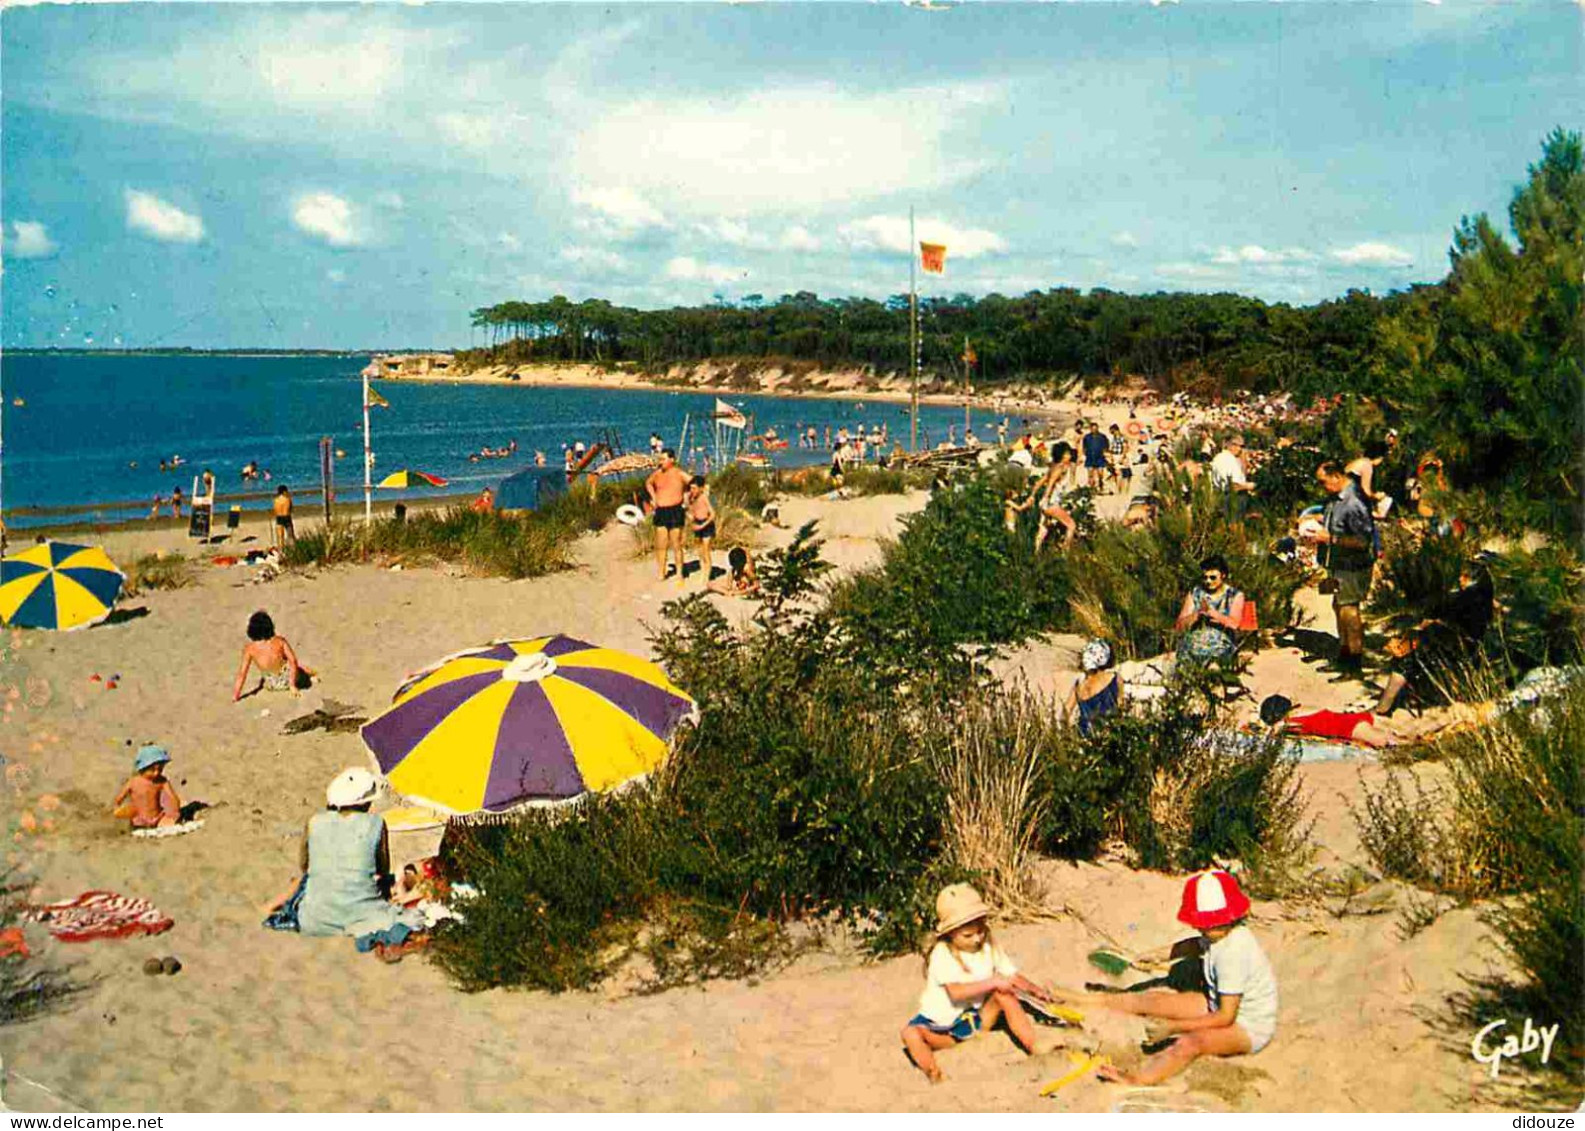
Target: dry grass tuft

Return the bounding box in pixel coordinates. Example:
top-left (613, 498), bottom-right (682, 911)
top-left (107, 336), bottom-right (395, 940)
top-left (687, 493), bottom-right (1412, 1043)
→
top-left (932, 693), bottom-right (1053, 921)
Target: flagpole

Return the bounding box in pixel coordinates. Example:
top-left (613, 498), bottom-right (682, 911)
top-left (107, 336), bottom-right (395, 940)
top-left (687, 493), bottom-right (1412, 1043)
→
top-left (964, 336), bottom-right (971, 440)
top-left (909, 206), bottom-right (919, 455)
top-left (362, 371), bottom-right (373, 526)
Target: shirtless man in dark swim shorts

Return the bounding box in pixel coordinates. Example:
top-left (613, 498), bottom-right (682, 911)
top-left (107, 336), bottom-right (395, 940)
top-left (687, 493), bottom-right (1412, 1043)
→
top-left (645, 448), bottom-right (691, 583)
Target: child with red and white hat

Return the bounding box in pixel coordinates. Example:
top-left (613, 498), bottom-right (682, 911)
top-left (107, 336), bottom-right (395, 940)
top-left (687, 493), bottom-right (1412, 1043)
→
top-left (1087, 869), bottom-right (1278, 1085)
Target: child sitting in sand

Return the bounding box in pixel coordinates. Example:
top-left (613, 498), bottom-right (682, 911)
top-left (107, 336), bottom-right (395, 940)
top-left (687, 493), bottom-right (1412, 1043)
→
top-left (1071, 870), bottom-right (1277, 1085)
top-left (112, 745), bottom-right (183, 829)
top-left (901, 884), bottom-right (1061, 1083)
top-left (708, 547), bottom-right (759, 597)
top-left (233, 610), bottom-right (314, 700)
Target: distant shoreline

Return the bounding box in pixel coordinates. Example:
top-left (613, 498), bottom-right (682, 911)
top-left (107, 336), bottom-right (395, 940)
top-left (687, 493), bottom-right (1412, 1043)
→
top-left (5, 348), bottom-right (384, 359)
top-left (378, 361), bottom-right (1074, 421)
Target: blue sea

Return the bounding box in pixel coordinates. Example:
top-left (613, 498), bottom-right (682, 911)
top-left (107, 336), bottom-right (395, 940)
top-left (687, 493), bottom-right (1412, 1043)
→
top-left (1, 354), bottom-right (994, 527)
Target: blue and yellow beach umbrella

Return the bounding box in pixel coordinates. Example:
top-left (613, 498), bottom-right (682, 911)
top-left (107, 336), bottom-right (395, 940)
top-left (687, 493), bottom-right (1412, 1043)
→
top-left (361, 635), bottom-right (697, 815)
top-left (0, 540), bottom-right (125, 631)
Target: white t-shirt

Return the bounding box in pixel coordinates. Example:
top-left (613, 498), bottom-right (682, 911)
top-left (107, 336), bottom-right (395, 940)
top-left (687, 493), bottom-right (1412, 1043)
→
top-left (915, 940), bottom-right (1018, 1026)
top-left (1204, 925), bottom-right (1278, 1050)
top-left (1209, 449), bottom-right (1250, 490)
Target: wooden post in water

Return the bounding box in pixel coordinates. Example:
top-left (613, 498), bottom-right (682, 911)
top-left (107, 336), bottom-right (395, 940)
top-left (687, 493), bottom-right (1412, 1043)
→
top-left (320, 437), bottom-right (334, 523)
top-left (361, 371), bottom-right (373, 526)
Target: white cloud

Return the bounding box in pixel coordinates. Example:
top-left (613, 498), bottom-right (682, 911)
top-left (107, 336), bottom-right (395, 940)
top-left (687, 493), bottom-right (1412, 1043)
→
top-left (779, 225), bottom-right (821, 252)
top-left (687, 219), bottom-right (822, 253)
top-left (497, 233), bottom-right (522, 251)
top-left (375, 191), bottom-right (405, 210)
top-left (665, 256), bottom-right (747, 286)
top-left (559, 246), bottom-right (628, 271)
top-left (326, 268), bottom-right (347, 285)
top-left (1155, 261), bottom-right (1229, 282)
top-left (124, 190), bottom-right (204, 244)
top-left (292, 192), bottom-right (361, 247)
top-left (2, 221), bottom-right (58, 260)
top-left (693, 218), bottom-right (755, 246)
top-left (1111, 231), bottom-right (1139, 249)
top-left (435, 112), bottom-right (501, 151)
top-left (570, 82), bottom-right (1001, 215)
top-left (1210, 244), bottom-right (1317, 266)
top-left (838, 215), bottom-right (1007, 259)
top-left (573, 186), bottom-right (669, 238)
top-left (1330, 241), bottom-right (1414, 267)
top-left (254, 13), bottom-right (413, 107)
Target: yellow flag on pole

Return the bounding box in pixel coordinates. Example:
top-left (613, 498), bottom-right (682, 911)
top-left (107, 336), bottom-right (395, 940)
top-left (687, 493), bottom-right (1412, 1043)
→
top-left (366, 386), bottom-right (390, 409)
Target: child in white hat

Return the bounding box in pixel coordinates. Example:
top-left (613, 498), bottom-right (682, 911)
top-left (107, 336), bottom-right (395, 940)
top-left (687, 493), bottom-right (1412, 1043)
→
top-left (1081, 869), bottom-right (1278, 1084)
top-left (900, 883), bottom-right (1059, 1083)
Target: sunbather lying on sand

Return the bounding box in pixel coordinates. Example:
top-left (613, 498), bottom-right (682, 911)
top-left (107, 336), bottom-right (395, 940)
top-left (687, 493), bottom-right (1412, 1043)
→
top-left (1257, 694), bottom-right (1447, 748)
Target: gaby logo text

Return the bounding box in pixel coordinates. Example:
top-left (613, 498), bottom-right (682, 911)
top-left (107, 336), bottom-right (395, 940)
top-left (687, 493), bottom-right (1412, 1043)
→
top-left (1471, 1017), bottom-right (1559, 1079)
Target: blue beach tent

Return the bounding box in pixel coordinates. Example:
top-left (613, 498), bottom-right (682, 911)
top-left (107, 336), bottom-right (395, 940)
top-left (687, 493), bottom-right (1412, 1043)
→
top-left (495, 467), bottom-right (568, 513)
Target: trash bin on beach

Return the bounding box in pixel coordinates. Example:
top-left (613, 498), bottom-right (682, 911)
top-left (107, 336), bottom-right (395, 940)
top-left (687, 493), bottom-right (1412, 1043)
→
top-left (394, 504), bottom-right (407, 524)
top-left (227, 506), bottom-right (242, 534)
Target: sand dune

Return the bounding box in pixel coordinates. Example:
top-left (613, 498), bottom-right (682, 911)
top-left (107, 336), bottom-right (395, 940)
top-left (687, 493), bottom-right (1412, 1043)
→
top-left (0, 487), bottom-right (1518, 1113)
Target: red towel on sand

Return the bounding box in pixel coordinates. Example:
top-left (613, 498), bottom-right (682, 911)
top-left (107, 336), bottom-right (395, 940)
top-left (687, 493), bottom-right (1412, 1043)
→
top-left (23, 891), bottom-right (174, 943)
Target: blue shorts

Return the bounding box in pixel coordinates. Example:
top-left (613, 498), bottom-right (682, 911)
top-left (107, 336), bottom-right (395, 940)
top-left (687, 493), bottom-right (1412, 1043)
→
top-left (1084, 455), bottom-right (1107, 469)
top-left (906, 1009), bottom-right (982, 1042)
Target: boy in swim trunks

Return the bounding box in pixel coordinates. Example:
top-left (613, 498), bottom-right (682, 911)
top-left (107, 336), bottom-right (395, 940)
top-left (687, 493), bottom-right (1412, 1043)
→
top-left (272, 486), bottom-right (296, 548)
top-left (645, 449), bottom-right (691, 583)
top-left (687, 480), bottom-right (716, 583)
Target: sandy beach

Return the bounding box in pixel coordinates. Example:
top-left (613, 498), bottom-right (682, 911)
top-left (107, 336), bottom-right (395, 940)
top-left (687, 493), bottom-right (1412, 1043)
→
top-left (0, 482), bottom-right (1517, 1114)
top-left (374, 360), bottom-right (1084, 421)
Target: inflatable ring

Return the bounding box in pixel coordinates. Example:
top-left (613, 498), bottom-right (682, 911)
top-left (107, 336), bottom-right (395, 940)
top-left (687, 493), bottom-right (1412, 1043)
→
top-left (615, 504), bottom-right (645, 527)
top-left (1125, 421), bottom-right (1144, 439)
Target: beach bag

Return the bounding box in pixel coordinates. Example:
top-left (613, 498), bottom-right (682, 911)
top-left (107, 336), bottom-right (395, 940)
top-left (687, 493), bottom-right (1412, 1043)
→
top-left (1236, 597), bottom-right (1259, 634)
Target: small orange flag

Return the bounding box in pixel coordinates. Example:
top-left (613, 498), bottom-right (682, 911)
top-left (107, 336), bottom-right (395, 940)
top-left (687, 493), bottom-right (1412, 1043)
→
top-left (920, 242), bottom-right (947, 274)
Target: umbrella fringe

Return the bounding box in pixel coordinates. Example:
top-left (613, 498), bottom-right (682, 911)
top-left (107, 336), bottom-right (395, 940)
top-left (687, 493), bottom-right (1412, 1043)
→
top-left (438, 770), bottom-right (658, 828)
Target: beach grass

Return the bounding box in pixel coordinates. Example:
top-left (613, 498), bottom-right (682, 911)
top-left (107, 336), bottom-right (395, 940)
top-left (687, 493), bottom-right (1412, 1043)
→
top-left (121, 552), bottom-right (195, 595)
top-left (278, 486), bottom-right (619, 580)
top-left (1354, 682), bottom-right (1584, 1075)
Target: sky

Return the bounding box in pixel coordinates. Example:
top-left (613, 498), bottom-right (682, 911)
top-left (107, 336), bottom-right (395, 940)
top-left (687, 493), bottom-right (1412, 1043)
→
top-left (1, 1), bottom-right (1580, 350)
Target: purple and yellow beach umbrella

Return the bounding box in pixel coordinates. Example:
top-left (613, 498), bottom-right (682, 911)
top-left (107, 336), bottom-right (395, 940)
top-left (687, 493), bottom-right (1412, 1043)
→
top-left (361, 636), bottom-right (697, 814)
top-left (0, 540), bottom-right (125, 631)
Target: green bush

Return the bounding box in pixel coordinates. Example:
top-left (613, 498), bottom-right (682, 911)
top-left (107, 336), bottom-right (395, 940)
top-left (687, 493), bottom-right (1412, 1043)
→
top-left (1062, 480), bottom-right (1306, 659)
top-left (1368, 525), bottom-right (1470, 633)
top-left (1251, 442), bottom-right (1328, 518)
top-left (1039, 674), bottom-right (1306, 874)
top-left (433, 526), bottom-right (955, 992)
top-left (1354, 683), bottom-right (1585, 1075)
top-left (1369, 534), bottom-right (1584, 677)
top-left (1486, 545), bottom-right (1585, 673)
top-left (280, 502), bottom-right (596, 580)
top-left (707, 464), bottom-right (769, 514)
top-left (842, 464), bottom-right (925, 496)
top-left (433, 525), bottom-right (1316, 995)
top-left (831, 473), bottom-right (1071, 666)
